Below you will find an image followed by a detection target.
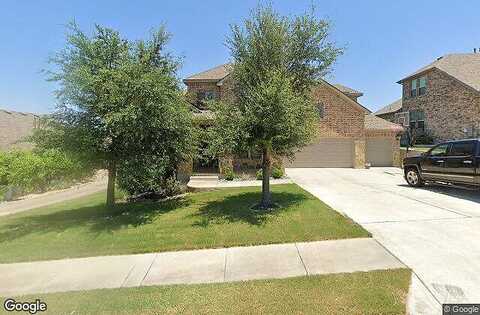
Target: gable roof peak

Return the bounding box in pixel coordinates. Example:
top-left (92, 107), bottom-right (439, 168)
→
top-left (183, 63), bottom-right (232, 83)
top-left (398, 53), bottom-right (480, 92)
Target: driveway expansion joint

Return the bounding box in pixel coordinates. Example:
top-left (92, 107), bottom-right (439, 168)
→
top-left (294, 243), bottom-right (309, 276)
top-left (139, 253), bottom-right (158, 286)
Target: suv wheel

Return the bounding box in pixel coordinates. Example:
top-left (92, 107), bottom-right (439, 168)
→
top-left (406, 168), bottom-right (424, 187)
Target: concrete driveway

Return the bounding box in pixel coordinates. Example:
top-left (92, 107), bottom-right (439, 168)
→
top-left (287, 167), bottom-right (480, 315)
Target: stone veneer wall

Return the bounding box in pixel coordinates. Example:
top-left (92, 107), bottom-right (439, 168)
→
top-left (401, 69), bottom-right (480, 142)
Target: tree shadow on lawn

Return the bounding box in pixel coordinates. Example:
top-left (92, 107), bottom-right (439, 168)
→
top-left (192, 191), bottom-right (307, 227)
top-left (0, 198), bottom-right (192, 243)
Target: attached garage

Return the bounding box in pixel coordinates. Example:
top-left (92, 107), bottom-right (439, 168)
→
top-left (284, 138), bottom-right (354, 168)
top-left (365, 115), bottom-right (404, 167)
top-left (366, 138), bottom-right (393, 166)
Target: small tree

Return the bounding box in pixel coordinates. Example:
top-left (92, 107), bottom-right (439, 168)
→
top-left (42, 23), bottom-right (195, 206)
top-left (209, 6), bottom-right (343, 208)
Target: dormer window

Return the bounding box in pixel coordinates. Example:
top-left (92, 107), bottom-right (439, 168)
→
top-left (410, 76), bottom-right (427, 97)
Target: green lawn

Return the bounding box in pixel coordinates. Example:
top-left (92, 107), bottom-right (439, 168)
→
top-left (0, 184), bottom-right (368, 263)
top-left (400, 145), bottom-right (433, 153)
top-left (14, 269), bottom-right (411, 315)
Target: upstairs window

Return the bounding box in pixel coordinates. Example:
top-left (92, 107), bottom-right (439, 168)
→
top-left (410, 76), bottom-right (427, 97)
top-left (418, 77), bottom-right (427, 95)
top-left (410, 79), bottom-right (417, 97)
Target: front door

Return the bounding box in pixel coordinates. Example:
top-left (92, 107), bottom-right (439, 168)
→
top-left (420, 143), bottom-right (450, 181)
top-left (443, 141), bottom-right (477, 184)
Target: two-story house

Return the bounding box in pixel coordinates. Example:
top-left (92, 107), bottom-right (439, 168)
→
top-left (376, 53), bottom-right (480, 142)
top-left (182, 63), bottom-right (403, 177)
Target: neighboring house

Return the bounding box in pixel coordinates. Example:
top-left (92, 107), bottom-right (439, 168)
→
top-left (0, 109), bottom-right (39, 151)
top-left (183, 64), bottom-right (403, 175)
top-left (374, 99), bottom-right (402, 123)
top-left (378, 53), bottom-right (480, 142)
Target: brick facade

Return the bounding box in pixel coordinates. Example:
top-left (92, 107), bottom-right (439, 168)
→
top-left (183, 69), bottom-right (401, 176)
top-left (401, 68), bottom-right (480, 142)
top-left (311, 83), bottom-right (366, 139)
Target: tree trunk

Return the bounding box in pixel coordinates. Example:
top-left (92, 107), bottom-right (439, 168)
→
top-left (260, 145), bottom-right (272, 209)
top-left (106, 160), bottom-right (116, 207)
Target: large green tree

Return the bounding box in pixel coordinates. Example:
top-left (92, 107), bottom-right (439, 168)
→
top-left (209, 6), bottom-right (343, 208)
top-left (42, 23), bottom-right (195, 206)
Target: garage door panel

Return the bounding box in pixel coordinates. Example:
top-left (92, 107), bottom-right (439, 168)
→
top-left (366, 138), bottom-right (393, 167)
top-left (285, 138), bottom-right (354, 168)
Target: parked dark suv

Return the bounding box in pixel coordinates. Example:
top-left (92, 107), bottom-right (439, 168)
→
top-left (403, 139), bottom-right (480, 188)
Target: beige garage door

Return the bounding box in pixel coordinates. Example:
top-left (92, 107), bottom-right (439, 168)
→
top-left (285, 138), bottom-right (354, 168)
top-left (366, 138), bottom-right (393, 166)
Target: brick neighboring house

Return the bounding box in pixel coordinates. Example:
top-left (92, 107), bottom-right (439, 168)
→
top-left (376, 53), bottom-right (480, 142)
top-left (182, 64), bottom-right (403, 176)
top-left (0, 109), bottom-right (39, 151)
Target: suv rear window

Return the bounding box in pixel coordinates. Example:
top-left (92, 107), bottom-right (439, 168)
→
top-left (449, 141), bottom-right (476, 156)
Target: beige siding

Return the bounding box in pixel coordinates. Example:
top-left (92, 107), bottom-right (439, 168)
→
top-left (366, 138), bottom-right (394, 166)
top-left (285, 138), bottom-right (354, 168)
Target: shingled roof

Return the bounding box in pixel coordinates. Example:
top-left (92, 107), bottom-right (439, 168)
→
top-left (374, 98), bottom-right (402, 116)
top-left (364, 114), bottom-right (404, 133)
top-left (398, 53), bottom-right (480, 92)
top-left (332, 83), bottom-right (363, 97)
top-left (184, 64), bottom-right (365, 98)
top-left (183, 63), bottom-right (232, 82)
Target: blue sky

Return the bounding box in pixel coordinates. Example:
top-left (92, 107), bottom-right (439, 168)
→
top-left (1, 1), bottom-right (479, 114)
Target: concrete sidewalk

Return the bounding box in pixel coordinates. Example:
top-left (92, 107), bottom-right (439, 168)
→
top-left (0, 238), bottom-right (404, 297)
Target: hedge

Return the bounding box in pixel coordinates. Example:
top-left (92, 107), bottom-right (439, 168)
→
top-left (0, 149), bottom-right (94, 200)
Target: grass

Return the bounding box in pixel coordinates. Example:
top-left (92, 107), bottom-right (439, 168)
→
top-left (0, 184), bottom-right (368, 263)
top-left (13, 269), bottom-right (411, 315)
top-left (400, 145), bottom-right (433, 153)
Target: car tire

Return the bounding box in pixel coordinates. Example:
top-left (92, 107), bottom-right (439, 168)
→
top-left (405, 167), bottom-right (424, 187)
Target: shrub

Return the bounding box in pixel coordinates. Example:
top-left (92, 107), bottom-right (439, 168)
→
top-left (162, 177), bottom-right (184, 197)
top-left (117, 155), bottom-right (186, 198)
top-left (0, 149), bottom-right (94, 196)
top-left (271, 167), bottom-right (284, 179)
top-left (223, 167), bottom-right (235, 181)
top-left (117, 155), bottom-right (169, 196)
top-left (256, 167), bottom-right (283, 180)
top-left (415, 133), bottom-right (434, 145)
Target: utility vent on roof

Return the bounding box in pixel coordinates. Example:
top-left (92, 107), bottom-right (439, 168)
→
top-left (437, 56), bottom-right (443, 61)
